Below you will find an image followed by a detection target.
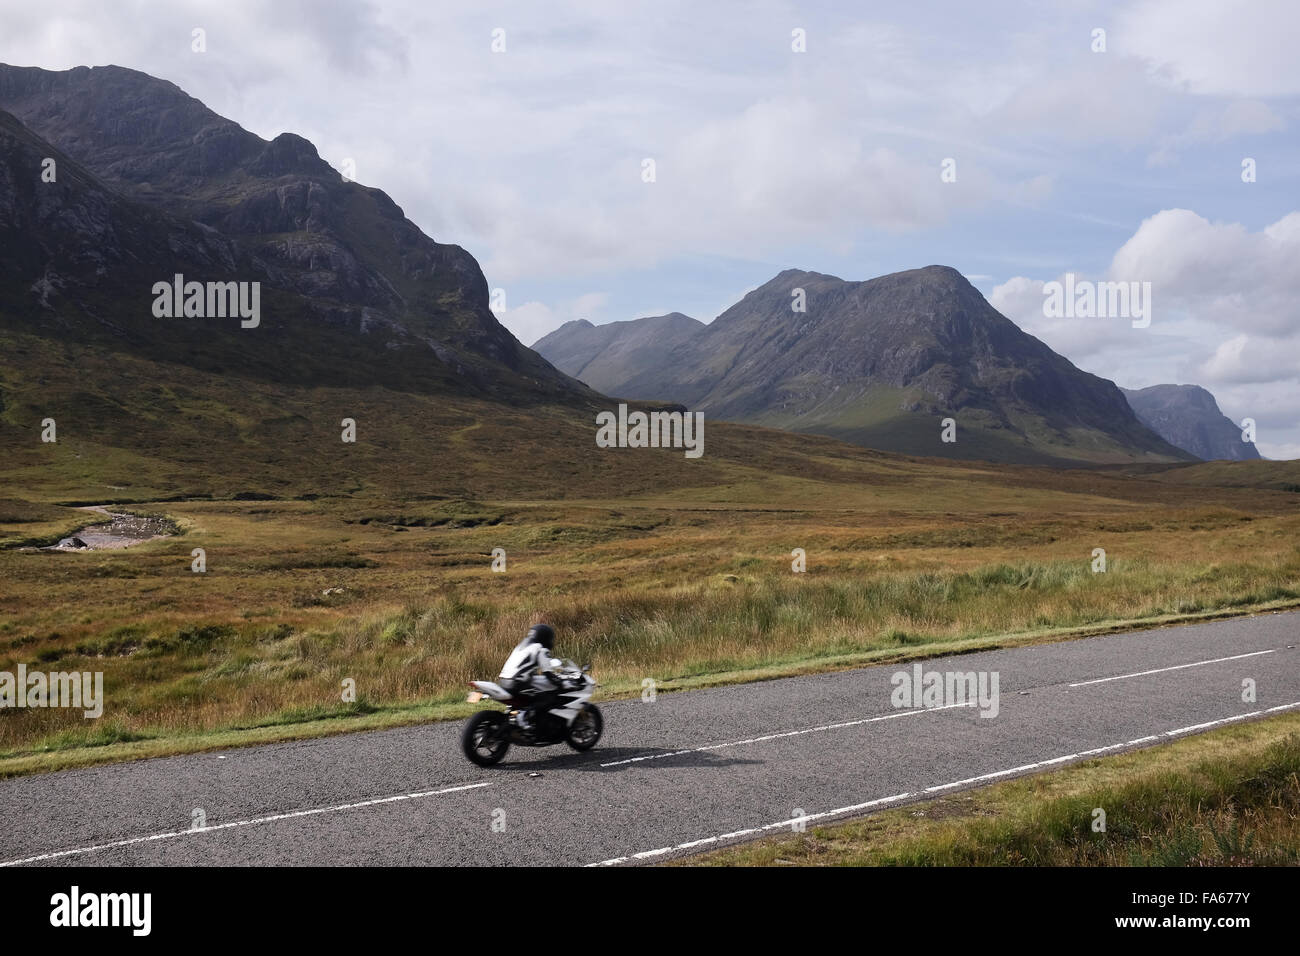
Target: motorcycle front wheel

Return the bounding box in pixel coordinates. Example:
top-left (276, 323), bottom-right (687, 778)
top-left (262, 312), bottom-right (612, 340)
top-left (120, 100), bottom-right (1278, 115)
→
top-left (462, 710), bottom-right (511, 766)
top-left (566, 704), bottom-right (603, 751)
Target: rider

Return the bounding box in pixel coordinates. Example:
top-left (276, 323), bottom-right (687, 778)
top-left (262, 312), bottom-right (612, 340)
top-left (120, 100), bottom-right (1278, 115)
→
top-left (498, 623), bottom-right (568, 734)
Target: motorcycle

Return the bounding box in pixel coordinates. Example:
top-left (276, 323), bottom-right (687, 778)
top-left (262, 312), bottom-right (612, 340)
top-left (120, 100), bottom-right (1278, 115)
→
top-left (460, 661), bottom-right (603, 766)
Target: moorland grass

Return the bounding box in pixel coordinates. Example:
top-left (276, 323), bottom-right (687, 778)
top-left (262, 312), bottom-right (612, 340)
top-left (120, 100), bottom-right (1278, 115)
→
top-left (2, 517), bottom-right (1297, 766)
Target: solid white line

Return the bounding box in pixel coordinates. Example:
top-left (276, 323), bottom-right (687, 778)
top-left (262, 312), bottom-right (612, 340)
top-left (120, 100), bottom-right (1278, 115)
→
top-left (1067, 649), bottom-right (1276, 687)
top-left (0, 780), bottom-right (493, 867)
top-left (586, 700), bottom-right (1300, 866)
top-left (588, 791), bottom-right (918, 866)
top-left (599, 702), bottom-right (977, 767)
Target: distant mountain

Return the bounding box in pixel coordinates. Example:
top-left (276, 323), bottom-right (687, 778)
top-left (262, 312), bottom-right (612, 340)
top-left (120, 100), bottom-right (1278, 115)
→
top-left (532, 312), bottom-right (704, 397)
top-left (534, 266), bottom-right (1193, 465)
top-left (0, 63), bottom-right (588, 402)
top-left (1122, 385), bottom-right (1261, 461)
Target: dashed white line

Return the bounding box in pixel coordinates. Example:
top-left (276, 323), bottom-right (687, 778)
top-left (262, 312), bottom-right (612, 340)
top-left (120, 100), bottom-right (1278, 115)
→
top-left (587, 700), bottom-right (1300, 866)
top-left (599, 701), bottom-right (976, 768)
top-left (0, 780), bottom-right (493, 867)
top-left (1067, 649), bottom-right (1276, 688)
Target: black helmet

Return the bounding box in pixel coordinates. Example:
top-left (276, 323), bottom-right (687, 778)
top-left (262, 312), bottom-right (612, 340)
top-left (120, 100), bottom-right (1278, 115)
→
top-left (527, 623), bottom-right (555, 650)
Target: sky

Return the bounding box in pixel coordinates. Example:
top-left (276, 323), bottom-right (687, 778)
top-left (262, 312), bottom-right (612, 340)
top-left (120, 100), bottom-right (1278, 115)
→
top-left (1, 0), bottom-right (1296, 457)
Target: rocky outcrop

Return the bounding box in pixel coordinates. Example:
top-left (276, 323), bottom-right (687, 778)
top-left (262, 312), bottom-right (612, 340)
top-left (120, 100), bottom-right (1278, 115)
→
top-left (1122, 384), bottom-right (1261, 461)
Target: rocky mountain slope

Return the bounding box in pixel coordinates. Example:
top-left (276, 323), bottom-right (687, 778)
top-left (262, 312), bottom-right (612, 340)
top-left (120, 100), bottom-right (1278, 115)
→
top-left (1122, 384), bottom-right (1261, 461)
top-left (532, 312), bottom-right (704, 399)
top-left (0, 63), bottom-right (587, 402)
top-left (534, 266), bottom-right (1194, 465)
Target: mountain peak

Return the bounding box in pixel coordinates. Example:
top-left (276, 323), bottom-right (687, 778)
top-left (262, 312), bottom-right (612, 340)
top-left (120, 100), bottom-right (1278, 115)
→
top-left (910, 263), bottom-right (975, 287)
top-left (1123, 384), bottom-right (1259, 460)
top-left (250, 131), bottom-right (334, 178)
top-left (764, 267), bottom-right (843, 286)
top-left (756, 264), bottom-right (976, 301)
top-left (1124, 383), bottom-right (1218, 409)
top-left (532, 312), bottom-right (706, 395)
top-left (626, 311), bottom-right (702, 330)
top-left (537, 263), bottom-right (1192, 465)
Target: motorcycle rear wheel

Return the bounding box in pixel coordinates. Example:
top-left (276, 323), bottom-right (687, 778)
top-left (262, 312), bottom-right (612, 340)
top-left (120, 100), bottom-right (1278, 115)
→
top-left (462, 710), bottom-right (511, 766)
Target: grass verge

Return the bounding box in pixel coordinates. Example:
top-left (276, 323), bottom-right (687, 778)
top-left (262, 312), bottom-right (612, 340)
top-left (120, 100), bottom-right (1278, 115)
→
top-left (675, 711), bottom-right (1300, 866)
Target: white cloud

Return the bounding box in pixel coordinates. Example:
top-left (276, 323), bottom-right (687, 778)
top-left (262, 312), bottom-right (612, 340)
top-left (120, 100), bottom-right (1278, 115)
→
top-left (991, 208), bottom-right (1300, 459)
top-left (499, 302), bottom-right (562, 347)
top-left (466, 94), bottom-right (996, 282)
top-left (1199, 334), bottom-right (1300, 385)
top-left (1117, 0), bottom-right (1300, 97)
top-left (993, 209), bottom-right (1300, 357)
top-left (1109, 209), bottom-right (1300, 337)
top-left (500, 291), bottom-right (608, 345)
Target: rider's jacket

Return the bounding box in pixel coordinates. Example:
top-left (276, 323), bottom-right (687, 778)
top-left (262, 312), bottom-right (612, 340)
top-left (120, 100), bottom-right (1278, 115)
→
top-left (499, 637), bottom-right (561, 694)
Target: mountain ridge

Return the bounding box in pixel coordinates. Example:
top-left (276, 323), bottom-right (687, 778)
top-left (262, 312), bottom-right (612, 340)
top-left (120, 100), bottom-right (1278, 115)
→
top-left (0, 62), bottom-right (590, 404)
top-left (534, 265), bottom-right (1196, 465)
top-left (532, 311), bottom-right (705, 397)
top-left (1122, 384), bottom-right (1261, 461)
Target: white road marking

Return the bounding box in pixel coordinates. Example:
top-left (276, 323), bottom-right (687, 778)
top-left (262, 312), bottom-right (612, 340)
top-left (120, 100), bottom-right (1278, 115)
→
top-left (1067, 649), bottom-right (1276, 688)
top-left (589, 791), bottom-right (918, 866)
top-left (0, 780), bottom-right (493, 867)
top-left (599, 701), bottom-right (977, 768)
top-left (587, 700), bottom-right (1300, 866)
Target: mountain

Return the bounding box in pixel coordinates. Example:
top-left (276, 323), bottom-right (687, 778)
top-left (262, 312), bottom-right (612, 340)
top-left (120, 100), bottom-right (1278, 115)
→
top-left (1122, 385), bottom-right (1261, 461)
top-left (0, 63), bottom-right (587, 402)
top-left (532, 312), bottom-right (704, 397)
top-left (534, 266), bottom-right (1193, 466)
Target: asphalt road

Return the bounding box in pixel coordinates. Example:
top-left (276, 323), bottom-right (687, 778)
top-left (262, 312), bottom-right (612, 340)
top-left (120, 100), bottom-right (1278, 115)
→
top-left (2, 611), bottom-right (1298, 866)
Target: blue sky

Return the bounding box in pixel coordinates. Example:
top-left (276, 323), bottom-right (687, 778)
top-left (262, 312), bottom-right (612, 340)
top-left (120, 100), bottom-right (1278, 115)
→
top-left (2, 0), bottom-right (1296, 456)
